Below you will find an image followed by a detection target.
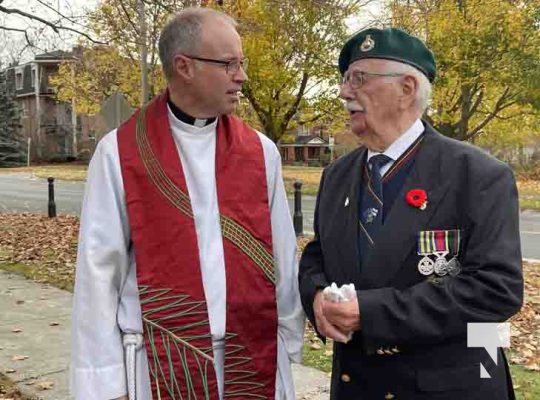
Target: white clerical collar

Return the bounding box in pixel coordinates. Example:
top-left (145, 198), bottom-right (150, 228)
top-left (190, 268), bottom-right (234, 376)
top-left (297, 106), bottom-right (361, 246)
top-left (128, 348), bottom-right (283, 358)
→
top-left (166, 98), bottom-right (217, 127)
top-left (367, 119), bottom-right (424, 163)
top-left (168, 106), bottom-right (218, 135)
top-left (193, 118), bottom-right (210, 128)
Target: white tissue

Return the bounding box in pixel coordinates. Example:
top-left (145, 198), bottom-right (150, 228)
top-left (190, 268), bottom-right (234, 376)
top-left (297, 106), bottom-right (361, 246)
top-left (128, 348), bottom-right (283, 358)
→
top-left (322, 282), bottom-right (356, 303)
top-left (321, 282), bottom-right (356, 343)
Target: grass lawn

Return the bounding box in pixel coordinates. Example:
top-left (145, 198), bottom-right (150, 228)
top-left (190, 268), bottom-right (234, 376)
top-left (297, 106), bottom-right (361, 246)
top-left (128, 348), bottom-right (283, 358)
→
top-left (0, 164), bottom-right (87, 181)
top-left (517, 181), bottom-right (540, 211)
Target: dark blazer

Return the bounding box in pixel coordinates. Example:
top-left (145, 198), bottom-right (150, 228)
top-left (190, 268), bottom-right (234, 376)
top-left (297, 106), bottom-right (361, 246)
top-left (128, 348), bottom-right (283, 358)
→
top-left (299, 123), bottom-right (523, 400)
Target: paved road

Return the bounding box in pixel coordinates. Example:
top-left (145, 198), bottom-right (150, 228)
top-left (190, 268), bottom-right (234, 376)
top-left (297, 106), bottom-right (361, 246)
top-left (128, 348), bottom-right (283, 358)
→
top-left (1, 173), bottom-right (539, 259)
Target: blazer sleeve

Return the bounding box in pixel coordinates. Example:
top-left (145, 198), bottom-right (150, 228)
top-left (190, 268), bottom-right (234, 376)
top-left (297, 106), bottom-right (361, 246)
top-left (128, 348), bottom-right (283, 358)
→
top-left (358, 162), bottom-right (524, 348)
top-left (298, 169), bottom-right (330, 335)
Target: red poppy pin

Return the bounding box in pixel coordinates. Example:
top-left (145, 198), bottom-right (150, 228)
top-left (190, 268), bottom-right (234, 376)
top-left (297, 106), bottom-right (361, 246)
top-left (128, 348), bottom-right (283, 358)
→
top-left (406, 189), bottom-right (428, 210)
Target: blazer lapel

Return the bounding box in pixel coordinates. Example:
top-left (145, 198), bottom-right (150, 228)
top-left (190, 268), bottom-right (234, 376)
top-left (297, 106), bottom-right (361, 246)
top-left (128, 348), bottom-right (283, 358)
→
top-left (327, 147), bottom-right (366, 284)
top-left (358, 127), bottom-right (450, 288)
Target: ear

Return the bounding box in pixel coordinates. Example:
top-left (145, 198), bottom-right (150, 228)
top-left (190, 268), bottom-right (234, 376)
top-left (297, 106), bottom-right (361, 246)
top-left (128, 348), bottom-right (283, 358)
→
top-left (399, 75), bottom-right (418, 109)
top-left (173, 54), bottom-right (195, 81)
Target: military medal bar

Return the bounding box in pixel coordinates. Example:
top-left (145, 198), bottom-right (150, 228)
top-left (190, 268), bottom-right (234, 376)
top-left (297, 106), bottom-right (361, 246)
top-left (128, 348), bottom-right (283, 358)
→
top-left (417, 230), bottom-right (461, 277)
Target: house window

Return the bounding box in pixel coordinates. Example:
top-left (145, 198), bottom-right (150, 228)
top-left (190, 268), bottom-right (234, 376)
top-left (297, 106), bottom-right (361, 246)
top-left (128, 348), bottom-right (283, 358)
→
top-left (15, 68), bottom-right (24, 90)
top-left (21, 103), bottom-right (28, 118)
top-left (31, 67), bottom-right (37, 88)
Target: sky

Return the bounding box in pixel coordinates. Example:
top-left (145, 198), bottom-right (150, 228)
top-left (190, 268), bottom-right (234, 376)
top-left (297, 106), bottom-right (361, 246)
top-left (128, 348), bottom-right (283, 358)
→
top-left (0, 0), bottom-right (99, 64)
top-left (347, 0), bottom-right (386, 32)
top-left (0, 0), bottom-right (386, 65)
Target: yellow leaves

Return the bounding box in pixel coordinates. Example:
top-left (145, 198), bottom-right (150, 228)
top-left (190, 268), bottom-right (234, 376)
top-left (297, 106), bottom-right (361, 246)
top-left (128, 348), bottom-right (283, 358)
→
top-left (224, 0), bottom-right (360, 141)
top-left (390, 0), bottom-right (539, 142)
top-left (51, 45), bottom-right (143, 115)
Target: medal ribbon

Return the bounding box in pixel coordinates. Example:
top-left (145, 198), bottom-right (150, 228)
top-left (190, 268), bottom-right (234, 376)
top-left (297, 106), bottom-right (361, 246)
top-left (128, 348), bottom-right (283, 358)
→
top-left (417, 230), bottom-right (461, 255)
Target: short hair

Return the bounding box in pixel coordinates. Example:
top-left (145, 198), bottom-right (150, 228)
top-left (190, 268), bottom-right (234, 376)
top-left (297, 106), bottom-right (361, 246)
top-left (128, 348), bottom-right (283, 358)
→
top-left (158, 7), bottom-right (237, 80)
top-left (382, 59), bottom-right (432, 113)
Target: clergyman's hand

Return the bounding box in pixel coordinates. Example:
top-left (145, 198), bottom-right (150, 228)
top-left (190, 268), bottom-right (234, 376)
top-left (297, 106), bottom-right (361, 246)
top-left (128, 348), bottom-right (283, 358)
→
top-left (313, 290), bottom-right (350, 343)
top-left (322, 295), bottom-right (360, 333)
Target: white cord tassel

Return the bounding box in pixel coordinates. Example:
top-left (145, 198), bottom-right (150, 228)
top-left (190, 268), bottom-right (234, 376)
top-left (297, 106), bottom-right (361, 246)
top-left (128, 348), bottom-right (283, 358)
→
top-left (123, 333), bottom-right (144, 400)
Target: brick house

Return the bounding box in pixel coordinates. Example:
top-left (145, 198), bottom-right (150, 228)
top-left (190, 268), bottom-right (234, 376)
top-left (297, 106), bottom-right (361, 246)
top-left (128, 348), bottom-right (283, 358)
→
top-left (279, 124), bottom-right (333, 165)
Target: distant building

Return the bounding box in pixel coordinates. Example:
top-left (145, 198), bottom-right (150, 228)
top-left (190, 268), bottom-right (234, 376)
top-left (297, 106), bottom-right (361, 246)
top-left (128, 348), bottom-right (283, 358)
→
top-left (2, 49), bottom-right (102, 161)
top-left (278, 123), bottom-right (359, 165)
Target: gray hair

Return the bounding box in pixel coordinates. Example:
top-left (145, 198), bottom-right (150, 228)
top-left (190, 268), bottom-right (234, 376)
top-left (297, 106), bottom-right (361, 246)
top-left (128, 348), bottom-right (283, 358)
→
top-left (382, 59), bottom-right (432, 113)
top-left (158, 7), bottom-right (237, 80)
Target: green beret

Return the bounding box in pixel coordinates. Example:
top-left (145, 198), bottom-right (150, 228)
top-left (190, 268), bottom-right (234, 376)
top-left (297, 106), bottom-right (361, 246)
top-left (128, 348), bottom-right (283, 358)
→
top-left (338, 27), bottom-right (436, 82)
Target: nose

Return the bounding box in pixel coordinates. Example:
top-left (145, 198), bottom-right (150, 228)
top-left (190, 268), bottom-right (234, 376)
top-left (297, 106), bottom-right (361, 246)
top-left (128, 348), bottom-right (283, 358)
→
top-left (233, 66), bottom-right (248, 83)
top-left (339, 82), bottom-right (353, 101)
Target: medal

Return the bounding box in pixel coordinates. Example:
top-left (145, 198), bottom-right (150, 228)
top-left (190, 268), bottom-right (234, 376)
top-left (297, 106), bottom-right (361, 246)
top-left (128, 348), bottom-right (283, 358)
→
top-left (446, 257), bottom-right (461, 276)
top-left (434, 256), bottom-right (448, 276)
top-left (417, 230), bottom-right (461, 277)
top-left (417, 256), bottom-right (434, 275)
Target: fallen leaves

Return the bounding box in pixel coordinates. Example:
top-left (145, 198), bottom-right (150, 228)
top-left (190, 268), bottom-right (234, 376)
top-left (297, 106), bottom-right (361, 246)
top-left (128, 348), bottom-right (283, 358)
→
top-left (509, 261), bottom-right (540, 371)
top-left (34, 381), bottom-right (54, 390)
top-left (0, 374), bottom-right (23, 399)
top-left (0, 213), bottom-right (79, 291)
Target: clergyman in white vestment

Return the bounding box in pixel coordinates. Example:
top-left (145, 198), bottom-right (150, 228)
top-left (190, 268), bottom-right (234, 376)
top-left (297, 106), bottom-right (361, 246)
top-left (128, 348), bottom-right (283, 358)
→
top-left (70, 7), bottom-right (304, 400)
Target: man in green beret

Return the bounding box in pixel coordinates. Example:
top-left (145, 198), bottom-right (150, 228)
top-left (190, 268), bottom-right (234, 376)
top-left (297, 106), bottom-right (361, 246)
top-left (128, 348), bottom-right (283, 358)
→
top-left (299, 27), bottom-right (523, 399)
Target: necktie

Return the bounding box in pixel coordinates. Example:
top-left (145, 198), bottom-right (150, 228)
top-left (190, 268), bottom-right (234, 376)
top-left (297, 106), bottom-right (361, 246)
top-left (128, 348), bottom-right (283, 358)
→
top-left (360, 154), bottom-right (392, 244)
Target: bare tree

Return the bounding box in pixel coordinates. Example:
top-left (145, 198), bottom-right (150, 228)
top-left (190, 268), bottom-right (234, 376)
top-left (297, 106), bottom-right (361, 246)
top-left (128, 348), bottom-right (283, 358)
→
top-left (0, 0), bottom-right (105, 48)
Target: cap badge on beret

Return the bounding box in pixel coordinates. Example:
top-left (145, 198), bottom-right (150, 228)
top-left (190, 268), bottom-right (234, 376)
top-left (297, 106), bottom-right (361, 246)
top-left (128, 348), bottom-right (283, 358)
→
top-left (360, 35), bottom-right (375, 52)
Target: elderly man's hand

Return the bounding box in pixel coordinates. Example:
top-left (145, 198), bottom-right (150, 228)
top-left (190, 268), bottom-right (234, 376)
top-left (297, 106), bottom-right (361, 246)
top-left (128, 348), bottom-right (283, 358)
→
top-left (322, 294), bottom-right (361, 333)
top-left (313, 290), bottom-right (350, 343)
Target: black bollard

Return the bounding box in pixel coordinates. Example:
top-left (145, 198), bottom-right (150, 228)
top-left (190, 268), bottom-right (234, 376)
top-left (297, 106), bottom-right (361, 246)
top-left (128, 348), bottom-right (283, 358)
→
top-left (48, 177), bottom-right (57, 218)
top-left (293, 180), bottom-right (303, 236)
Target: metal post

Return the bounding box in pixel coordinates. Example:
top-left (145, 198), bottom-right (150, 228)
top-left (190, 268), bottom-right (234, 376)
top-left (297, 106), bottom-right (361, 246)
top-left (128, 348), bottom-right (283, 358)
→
top-left (48, 177), bottom-right (56, 218)
top-left (293, 180), bottom-right (303, 236)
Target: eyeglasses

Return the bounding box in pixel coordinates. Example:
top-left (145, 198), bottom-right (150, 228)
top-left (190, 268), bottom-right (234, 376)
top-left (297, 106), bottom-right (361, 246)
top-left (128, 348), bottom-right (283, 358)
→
top-left (183, 55), bottom-right (248, 75)
top-left (342, 70), bottom-right (404, 89)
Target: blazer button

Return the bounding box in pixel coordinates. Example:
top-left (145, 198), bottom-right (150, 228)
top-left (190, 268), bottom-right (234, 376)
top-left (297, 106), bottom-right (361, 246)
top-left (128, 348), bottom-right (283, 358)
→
top-left (341, 373), bottom-right (351, 383)
top-left (384, 393), bottom-right (395, 400)
top-left (376, 347), bottom-right (385, 355)
top-left (391, 346), bottom-right (400, 354)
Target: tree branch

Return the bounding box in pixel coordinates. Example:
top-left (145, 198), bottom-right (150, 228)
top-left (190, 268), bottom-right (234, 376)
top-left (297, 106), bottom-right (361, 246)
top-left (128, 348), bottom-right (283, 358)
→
top-left (280, 71), bottom-right (310, 134)
top-left (0, 5), bottom-right (59, 32)
top-left (466, 87), bottom-right (515, 140)
top-left (35, 0), bottom-right (89, 30)
top-left (0, 5), bottom-right (105, 44)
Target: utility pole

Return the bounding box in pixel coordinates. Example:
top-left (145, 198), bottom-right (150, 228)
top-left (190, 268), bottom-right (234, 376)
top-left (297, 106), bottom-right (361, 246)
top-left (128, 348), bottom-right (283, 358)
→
top-left (138, 0), bottom-right (149, 105)
top-left (71, 64), bottom-right (78, 158)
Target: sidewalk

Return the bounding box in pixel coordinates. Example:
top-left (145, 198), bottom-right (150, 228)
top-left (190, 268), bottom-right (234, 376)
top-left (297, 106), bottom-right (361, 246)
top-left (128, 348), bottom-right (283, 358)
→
top-left (0, 270), bottom-right (330, 400)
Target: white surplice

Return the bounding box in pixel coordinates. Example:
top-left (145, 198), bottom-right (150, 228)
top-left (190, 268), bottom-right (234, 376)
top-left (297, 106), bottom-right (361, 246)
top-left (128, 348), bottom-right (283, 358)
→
top-left (70, 108), bottom-right (305, 400)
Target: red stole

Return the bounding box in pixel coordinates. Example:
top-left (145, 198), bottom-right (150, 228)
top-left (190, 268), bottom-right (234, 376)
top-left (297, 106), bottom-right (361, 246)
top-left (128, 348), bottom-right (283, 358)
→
top-left (117, 92), bottom-right (277, 399)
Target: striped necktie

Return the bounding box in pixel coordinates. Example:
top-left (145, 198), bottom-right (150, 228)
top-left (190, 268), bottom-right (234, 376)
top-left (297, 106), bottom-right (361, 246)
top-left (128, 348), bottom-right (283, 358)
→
top-left (360, 154), bottom-right (392, 244)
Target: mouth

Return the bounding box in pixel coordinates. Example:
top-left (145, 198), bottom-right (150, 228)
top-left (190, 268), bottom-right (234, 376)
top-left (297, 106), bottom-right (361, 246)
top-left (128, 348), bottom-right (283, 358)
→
top-left (227, 90), bottom-right (242, 97)
top-left (345, 102), bottom-right (364, 115)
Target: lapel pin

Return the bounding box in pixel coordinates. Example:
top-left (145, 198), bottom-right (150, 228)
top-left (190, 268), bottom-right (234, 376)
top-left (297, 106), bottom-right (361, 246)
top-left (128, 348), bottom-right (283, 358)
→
top-left (406, 188), bottom-right (428, 211)
top-left (344, 197), bottom-right (349, 207)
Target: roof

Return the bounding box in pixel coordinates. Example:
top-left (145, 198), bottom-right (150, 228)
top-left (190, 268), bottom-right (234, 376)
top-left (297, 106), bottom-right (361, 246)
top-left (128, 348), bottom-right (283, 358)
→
top-left (295, 135), bottom-right (328, 145)
top-left (34, 50), bottom-right (74, 61)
